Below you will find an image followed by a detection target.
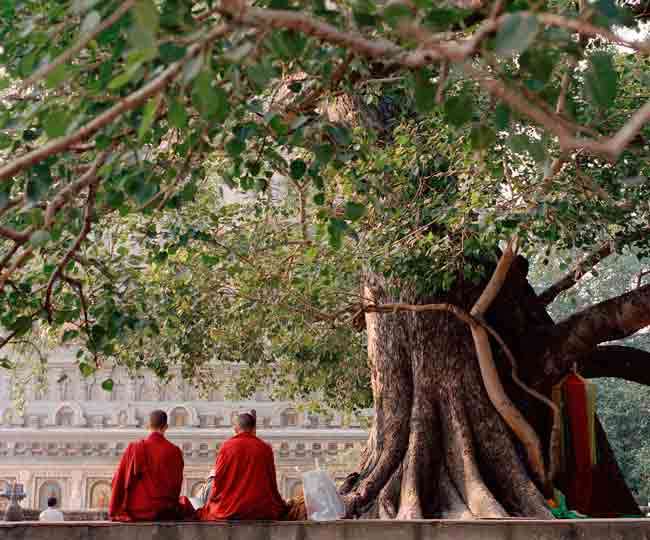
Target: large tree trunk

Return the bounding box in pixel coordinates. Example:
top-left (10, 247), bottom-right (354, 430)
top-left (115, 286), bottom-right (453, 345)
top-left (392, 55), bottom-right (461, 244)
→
top-left (337, 257), bottom-right (641, 519)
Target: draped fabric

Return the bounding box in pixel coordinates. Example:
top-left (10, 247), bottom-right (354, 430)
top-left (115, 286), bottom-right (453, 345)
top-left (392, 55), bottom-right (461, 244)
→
top-left (563, 373), bottom-right (594, 515)
top-left (109, 432), bottom-right (189, 521)
top-left (197, 432), bottom-right (287, 521)
top-left (551, 373), bottom-right (641, 517)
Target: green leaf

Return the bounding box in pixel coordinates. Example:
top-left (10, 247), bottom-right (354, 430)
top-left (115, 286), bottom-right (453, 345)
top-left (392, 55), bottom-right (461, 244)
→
top-left (494, 14), bottom-right (539, 57)
top-left (10, 316), bottom-right (33, 337)
top-left (29, 229), bottom-right (51, 248)
top-left (101, 378), bottom-right (114, 392)
top-left (327, 218), bottom-right (347, 249)
top-left (62, 329), bottom-right (79, 343)
top-left (314, 144), bottom-right (334, 165)
top-left (585, 52), bottom-right (618, 110)
top-left (26, 163), bottom-right (53, 202)
top-left (192, 71), bottom-right (229, 121)
top-left (470, 124), bottom-right (496, 150)
top-left (495, 103), bottom-right (510, 130)
top-left (168, 97), bottom-right (188, 128)
top-left (226, 137), bottom-right (245, 157)
top-left (134, 0), bottom-right (160, 35)
top-left (509, 134), bottom-right (546, 163)
top-left (383, 3), bottom-right (413, 27)
top-left (353, 10), bottom-right (377, 27)
top-left (108, 62), bottom-right (142, 90)
top-left (81, 10), bottom-right (101, 36)
top-left (246, 61), bottom-right (277, 90)
top-left (138, 95), bottom-right (161, 140)
top-left (0, 357), bottom-right (14, 370)
top-left (45, 64), bottom-right (68, 89)
top-left (414, 70), bottom-right (436, 113)
top-left (43, 110), bottom-right (69, 138)
top-left (444, 94), bottom-right (473, 126)
top-left (313, 192), bottom-right (325, 205)
top-left (344, 201), bottom-right (366, 221)
top-left (290, 159), bottom-right (307, 180)
top-left (79, 362), bottom-right (95, 377)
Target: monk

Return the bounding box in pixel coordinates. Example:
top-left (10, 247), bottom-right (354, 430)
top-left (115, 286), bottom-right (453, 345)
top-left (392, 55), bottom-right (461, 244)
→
top-left (197, 411), bottom-right (287, 520)
top-left (109, 410), bottom-right (191, 521)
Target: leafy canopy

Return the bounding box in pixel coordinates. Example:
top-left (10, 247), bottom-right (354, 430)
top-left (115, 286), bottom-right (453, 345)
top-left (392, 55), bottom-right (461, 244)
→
top-left (0, 0), bottom-right (649, 406)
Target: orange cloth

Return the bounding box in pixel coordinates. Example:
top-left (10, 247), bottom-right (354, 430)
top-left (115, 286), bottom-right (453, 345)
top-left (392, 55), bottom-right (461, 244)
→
top-left (197, 432), bottom-right (287, 520)
top-left (109, 432), bottom-right (188, 521)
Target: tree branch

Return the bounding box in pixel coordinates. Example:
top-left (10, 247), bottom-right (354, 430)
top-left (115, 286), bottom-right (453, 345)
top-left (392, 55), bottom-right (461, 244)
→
top-left (581, 344), bottom-right (650, 386)
top-left (23, 0), bottom-right (138, 88)
top-left (44, 150), bottom-right (111, 228)
top-left (0, 246), bottom-right (34, 292)
top-left (0, 23), bottom-right (232, 182)
top-left (43, 182), bottom-right (98, 321)
top-left (539, 227), bottom-right (650, 306)
top-left (537, 282), bottom-right (650, 380)
top-left (218, 3), bottom-right (650, 161)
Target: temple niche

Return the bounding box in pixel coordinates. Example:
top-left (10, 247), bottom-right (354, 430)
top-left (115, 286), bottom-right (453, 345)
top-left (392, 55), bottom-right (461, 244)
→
top-left (55, 407), bottom-right (74, 427)
top-left (281, 409), bottom-right (298, 427)
top-left (38, 480), bottom-right (63, 510)
top-left (88, 481), bottom-right (111, 510)
top-left (170, 407), bottom-right (189, 428)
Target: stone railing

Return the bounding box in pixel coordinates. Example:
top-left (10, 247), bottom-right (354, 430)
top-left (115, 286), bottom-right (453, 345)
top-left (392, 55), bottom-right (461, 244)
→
top-left (2, 519), bottom-right (650, 540)
top-left (21, 510), bottom-right (107, 521)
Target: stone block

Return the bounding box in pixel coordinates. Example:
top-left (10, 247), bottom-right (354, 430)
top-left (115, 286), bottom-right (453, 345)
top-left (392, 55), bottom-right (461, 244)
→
top-left (302, 521), bottom-right (345, 540)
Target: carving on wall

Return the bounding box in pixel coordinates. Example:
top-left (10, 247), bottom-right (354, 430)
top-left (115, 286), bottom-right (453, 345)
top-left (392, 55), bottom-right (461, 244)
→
top-left (48, 402), bottom-right (87, 427)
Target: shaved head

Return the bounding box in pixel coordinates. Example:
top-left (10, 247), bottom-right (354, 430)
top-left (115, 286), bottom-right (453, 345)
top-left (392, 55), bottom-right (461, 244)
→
top-left (149, 410), bottom-right (168, 430)
top-left (236, 411), bottom-right (256, 432)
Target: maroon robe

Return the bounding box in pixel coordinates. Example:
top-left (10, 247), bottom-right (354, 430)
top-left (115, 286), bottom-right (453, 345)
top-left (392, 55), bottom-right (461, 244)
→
top-left (197, 432), bottom-right (287, 520)
top-left (109, 432), bottom-right (190, 521)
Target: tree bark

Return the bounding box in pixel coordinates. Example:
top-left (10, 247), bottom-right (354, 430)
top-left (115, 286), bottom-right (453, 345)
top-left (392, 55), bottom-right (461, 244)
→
top-left (337, 257), bottom-right (644, 519)
top-left (581, 345), bottom-right (650, 386)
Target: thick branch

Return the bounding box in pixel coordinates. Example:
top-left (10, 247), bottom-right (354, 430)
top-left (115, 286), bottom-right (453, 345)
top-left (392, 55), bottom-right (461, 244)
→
top-left (537, 282), bottom-right (650, 379)
top-left (581, 344), bottom-right (650, 386)
top-left (539, 227), bottom-right (650, 306)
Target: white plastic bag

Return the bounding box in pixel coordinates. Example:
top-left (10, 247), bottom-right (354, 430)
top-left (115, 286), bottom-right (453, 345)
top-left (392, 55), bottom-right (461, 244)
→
top-left (302, 468), bottom-right (345, 521)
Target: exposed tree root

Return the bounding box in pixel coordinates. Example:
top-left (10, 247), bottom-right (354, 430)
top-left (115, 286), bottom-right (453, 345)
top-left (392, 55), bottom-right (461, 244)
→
top-left (378, 465), bottom-right (402, 519)
top-left (438, 465), bottom-right (474, 519)
top-left (441, 389), bottom-right (507, 518)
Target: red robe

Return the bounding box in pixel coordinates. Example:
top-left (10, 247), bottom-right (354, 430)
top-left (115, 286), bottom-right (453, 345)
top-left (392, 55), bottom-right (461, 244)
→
top-left (109, 432), bottom-right (189, 521)
top-left (197, 432), bottom-right (287, 520)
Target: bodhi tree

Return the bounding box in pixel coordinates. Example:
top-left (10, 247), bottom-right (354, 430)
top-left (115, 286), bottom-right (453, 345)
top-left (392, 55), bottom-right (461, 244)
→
top-left (1, 0), bottom-right (650, 519)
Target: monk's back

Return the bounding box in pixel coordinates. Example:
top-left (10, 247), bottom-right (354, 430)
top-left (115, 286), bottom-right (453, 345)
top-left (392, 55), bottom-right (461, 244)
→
top-left (126, 433), bottom-right (184, 519)
top-left (201, 432), bottom-right (286, 520)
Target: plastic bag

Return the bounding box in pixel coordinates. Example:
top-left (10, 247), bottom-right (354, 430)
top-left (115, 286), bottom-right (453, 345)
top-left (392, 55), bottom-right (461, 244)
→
top-left (302, 468), bottom-right (345, 521)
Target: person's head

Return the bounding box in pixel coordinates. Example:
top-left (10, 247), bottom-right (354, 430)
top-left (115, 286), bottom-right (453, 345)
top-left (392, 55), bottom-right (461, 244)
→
top-left (148, 410), bottom-right (168, 433)
top-left (47, 497), bottom-right (57, 508)
top-left (234, 410), bottom-right (256, 435)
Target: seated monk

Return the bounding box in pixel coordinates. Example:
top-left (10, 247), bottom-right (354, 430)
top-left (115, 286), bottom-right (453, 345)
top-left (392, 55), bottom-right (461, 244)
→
top-left (109, 409), bottom-right (192, 521)
top-left (197, 411), bottom-right (287, 520)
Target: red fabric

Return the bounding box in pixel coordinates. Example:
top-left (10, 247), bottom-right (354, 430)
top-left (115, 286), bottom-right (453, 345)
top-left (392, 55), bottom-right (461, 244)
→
top-left (564, 374), bottom-right (593, 514)
top-left (109, 432), bottom-right (185, 521)
top-left (197, 432), bottom-right (287, 521)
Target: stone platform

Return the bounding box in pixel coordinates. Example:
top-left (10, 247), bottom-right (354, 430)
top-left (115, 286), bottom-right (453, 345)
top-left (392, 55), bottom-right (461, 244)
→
top-left (2, 520), bottom-right (650, 540)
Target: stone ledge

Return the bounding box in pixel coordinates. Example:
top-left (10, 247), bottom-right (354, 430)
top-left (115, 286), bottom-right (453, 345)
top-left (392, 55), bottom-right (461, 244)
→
top-left (2, 520), bottom-right (650, 540)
